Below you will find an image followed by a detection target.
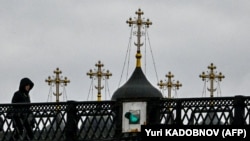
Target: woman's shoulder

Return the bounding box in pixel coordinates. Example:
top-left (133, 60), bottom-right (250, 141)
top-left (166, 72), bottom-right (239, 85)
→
top-left (12, 91), bottom-right (24, 103)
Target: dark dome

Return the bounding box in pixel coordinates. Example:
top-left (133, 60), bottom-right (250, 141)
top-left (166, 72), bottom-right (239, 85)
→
top-left (111, 67), bottom-right (163, 100)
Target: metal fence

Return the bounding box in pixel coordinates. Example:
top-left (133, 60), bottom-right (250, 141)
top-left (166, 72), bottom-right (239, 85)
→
top-left (0, 95), bottom-right (249, 141)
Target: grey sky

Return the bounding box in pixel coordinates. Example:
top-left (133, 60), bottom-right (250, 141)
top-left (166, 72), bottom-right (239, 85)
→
top-left (0, 0), bottom-right (250, 103)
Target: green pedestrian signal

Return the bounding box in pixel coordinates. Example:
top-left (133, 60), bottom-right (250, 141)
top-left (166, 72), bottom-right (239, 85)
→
top-left (124, 110), bottom-right (140, 124)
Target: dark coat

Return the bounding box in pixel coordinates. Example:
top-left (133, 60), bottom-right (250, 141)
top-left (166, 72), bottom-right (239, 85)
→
top-left (12, 77), bottom-right (34, 103)
top-left (10, 78), bottom-right (35, 139)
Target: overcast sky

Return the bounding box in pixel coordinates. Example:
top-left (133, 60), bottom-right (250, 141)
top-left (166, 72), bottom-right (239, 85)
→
top-left (0, 0), bottom-right (250, 103)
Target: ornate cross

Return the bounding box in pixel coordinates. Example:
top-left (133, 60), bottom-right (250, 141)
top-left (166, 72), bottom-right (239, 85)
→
top-left (157, 72), bottom-right (182, 98)
top-left (45, 68), bottom-right (70, 102)
top-left (87, 61), bottom-right (112, 101)
top-left (199, 63), bottom-right (225, 98)
top-left (126, 8), bottom-right (152, 67)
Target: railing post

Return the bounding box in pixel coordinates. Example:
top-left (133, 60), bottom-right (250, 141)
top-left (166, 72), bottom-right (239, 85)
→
top-left (175, 99), bottom-right (182, 125)
top-left (65, 101), bottom-right (77, 141)
top-left (233, 95), bottom-right (245, 125)
top-left (147, 98), bottom-right (161, 125)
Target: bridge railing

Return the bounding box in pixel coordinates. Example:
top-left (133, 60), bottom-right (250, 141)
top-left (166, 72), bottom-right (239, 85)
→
top-left (159, 95), bottom-right (250, 126)
top-left (0, 95), bottom-right (249, 141)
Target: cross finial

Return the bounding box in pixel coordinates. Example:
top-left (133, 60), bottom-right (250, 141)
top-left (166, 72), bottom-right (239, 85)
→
top-left (199, 63), bottom-right (225, 98)
top-left (157, 72), bottom-right (182, 98)
top-left (45, 67), bottom-right (70, 102)
top-left (87, 60), bottom-right (112, 101)
top-left (126, 9), bottom-right (152, 28)
top-left (126, 8), bottom-right (152, 67)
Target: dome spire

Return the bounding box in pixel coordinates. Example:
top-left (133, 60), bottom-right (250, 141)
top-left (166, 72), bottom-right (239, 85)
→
top-left (126, 8), bottom-right (152, 67)
top-left (87, 61), bottom-right (112, 101)
top-left (45, 68), bottom-right (70, 103)
top-left (112, 9), bottom-right (162, 101)
top-left (199, 63), bottom-right (225, 98)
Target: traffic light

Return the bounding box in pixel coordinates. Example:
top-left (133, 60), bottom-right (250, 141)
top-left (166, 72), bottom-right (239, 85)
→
top-left (122, 102), bottom-right (146, 132)
top-left (125, 110), bottom-right (140, 124)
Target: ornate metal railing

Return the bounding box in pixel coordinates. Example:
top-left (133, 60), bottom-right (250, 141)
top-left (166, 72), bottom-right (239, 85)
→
top-left (0, 95), bottom-right (249, 140)
top-left (159, 95), bottom-right (250, 125)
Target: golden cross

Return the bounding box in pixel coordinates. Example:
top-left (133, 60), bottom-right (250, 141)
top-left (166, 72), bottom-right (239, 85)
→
top-left (45, 68), bottom-right (70, 102)
top-left (157, 72), bottom-right (182, 98)
top-left (199, 63), bottom-right (225, 98)
top-left (126, 8), bottom-right (152, 67)
top-left (87, 61), bottom-right (112, 101)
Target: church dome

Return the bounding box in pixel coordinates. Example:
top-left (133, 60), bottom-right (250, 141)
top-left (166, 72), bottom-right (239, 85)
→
top-left (112, 9), bottom-right (163, 101)
top-left (111, 67), bottom-right (163, 100)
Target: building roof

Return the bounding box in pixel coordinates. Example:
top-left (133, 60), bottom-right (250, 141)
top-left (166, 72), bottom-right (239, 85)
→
top-left (111, 67), bottom-right (163, 100)
top-left (111, 9), bottom-right (163, 101)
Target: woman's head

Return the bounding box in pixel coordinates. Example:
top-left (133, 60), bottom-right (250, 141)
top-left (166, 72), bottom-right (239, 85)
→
top-left (19, 77), bottom-right (34, 93)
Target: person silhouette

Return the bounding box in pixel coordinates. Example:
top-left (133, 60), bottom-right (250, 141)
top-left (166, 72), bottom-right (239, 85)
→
top-left (11, 77), bottom-right (35, 140)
